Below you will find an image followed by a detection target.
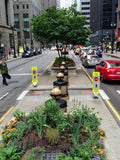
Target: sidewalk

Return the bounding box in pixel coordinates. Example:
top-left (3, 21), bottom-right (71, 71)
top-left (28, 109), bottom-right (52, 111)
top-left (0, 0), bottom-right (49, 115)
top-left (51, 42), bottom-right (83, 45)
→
top-left (105, 50), bottom-right (120, 58)
top-left (0, 54), bottom-right (22, 63)
top-left (0, 53), bottom-right (120, 160)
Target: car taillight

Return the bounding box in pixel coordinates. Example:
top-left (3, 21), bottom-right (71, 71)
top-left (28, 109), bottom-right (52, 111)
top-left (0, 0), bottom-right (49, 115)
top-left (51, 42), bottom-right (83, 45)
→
top-left (87, 59), bottom-right (91, 62)
top-left (107, 69), bottom-right (110, 72)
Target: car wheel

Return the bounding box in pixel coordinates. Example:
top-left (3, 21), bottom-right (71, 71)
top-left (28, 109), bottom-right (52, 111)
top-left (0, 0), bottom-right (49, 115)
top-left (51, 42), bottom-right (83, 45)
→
top-left (100, 73), bottom-right (105, 83)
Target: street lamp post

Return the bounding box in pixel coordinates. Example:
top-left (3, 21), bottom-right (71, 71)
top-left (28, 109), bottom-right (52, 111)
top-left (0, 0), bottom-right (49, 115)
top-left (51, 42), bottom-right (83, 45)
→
top-left (111, 0), bottom-right (116, 54)
top-left (10, 26), bottom-right (17, 58)
top-left (23, 29), bottom-right (27, 50)
top-left (111, 22), bottom-right (116, 54)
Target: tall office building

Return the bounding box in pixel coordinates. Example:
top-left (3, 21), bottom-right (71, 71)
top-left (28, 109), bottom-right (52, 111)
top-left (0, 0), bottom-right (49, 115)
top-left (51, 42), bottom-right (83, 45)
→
top-left (56, 0), bottom-right (61, 9)
top-left (13, 0), bottom-right (42, 48)
top-left (60, 0), bottom-right (80, 10)
top-left (0, 0), bottom-right (17, 58)
top-left (90, 0), bottom-right (118, 45)
top-left (41, 0), bottom-right (56, 12)
top-left (116, 0), bottom-right (120, 48)
top-left (80, 0), bottom-right (90, 28)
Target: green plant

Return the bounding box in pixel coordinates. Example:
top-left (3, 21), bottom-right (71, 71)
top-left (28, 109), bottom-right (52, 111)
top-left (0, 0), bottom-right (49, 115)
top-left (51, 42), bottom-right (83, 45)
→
top-left (27, 109), bottom-right (50, 138)
top-left (0, 142), bottom-right (21, 160)
top-left (72, 115), bottom-right (82, 145)
top-left (12, 109), bottom-right (26, 121)
top-left (27, 149), bottom-right (36, 160)
top-left (45, 128), bottom-right (60, 145)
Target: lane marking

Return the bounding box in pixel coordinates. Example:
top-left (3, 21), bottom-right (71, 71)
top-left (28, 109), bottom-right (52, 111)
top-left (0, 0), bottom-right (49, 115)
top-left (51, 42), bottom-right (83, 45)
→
top-left (116, 90), bottom-right (120, 95)
top-left (17, 90), bottom-right (29, 100)
top-left (0, 92), bottom-right (9, 101)
top-left (99, 89), bottom-right (110, 100)
top-left (81, 66), bottom-right (92, 81)
top-left (0, 106), bottom-right (14, 124)
top-left (29, 60), bottom-right (55, 88)
top-left (81, 65), bottom-right (120, 121)
top-left (105, 99), bottom-right (120, 121)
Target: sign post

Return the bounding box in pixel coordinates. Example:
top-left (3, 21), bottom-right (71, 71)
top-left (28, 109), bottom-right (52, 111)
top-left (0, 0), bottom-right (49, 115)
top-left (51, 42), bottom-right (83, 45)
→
top-left (92, 72), bottom-right (100, 97)
top-left (32, 67), bottom-right (38, 87)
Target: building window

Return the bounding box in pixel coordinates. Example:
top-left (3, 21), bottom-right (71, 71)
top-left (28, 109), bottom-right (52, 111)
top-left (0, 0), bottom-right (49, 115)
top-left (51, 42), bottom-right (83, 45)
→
top-left (16, 5), bottom-right (19, 9)
top-left (23, 4), bottom-right (25, 9)
top-left (26, 4), bottom-right (29, 9)
top-left (81, 2), bottom-right (90, 5)
top-left (82, 7), bottom-right (90, 10)
top-left (24, 29), bottom-right (30, 39)
top-left (23, 13), bottom-right (29, 18)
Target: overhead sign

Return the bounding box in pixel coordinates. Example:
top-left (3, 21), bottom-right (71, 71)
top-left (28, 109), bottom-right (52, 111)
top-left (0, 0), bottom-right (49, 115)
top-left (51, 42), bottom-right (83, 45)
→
top-left (92, 72), bottom-right (100, 93)
top-left (32, 67), bottom-right (38, 85)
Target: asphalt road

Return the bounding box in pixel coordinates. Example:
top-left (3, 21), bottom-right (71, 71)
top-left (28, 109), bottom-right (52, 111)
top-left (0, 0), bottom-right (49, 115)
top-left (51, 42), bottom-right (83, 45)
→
top-left (79, 53), bottom-right (120, 121)
top-left (0, 51), bottom-right (57, 118)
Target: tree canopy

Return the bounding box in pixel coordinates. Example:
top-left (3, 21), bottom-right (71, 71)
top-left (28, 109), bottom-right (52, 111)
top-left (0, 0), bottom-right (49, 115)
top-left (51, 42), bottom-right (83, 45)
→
top-left (30, 4), bottom-right (91, 46)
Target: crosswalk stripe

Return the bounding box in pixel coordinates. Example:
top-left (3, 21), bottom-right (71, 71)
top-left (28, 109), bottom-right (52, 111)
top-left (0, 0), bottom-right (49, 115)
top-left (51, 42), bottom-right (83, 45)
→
top-left (17, 90), bottom-right (29, 100)
top-left (99, 89), bottom-right (110, 100)
top-left (116, 90), bottom-right (120, 95)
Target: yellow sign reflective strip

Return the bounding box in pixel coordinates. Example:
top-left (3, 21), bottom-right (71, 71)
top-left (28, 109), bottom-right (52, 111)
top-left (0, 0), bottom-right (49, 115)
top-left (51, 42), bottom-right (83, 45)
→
top-left (92, 72), bottom-right (100, 93)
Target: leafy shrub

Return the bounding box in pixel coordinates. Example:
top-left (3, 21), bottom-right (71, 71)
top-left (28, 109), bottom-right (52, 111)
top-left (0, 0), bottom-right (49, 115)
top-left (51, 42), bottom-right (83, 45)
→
top-left (45, 128), bottom-right (60, 145)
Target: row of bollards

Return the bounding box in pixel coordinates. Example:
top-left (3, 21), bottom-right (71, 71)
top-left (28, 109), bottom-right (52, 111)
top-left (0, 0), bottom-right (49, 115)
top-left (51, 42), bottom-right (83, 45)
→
top-left (50, 61), bottom-right (68, 112)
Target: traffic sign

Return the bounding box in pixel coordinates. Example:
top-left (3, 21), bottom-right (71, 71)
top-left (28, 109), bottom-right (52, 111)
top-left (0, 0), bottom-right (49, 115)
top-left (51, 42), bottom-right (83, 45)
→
top-left (32, 67), bottom-right (38, 86)
top-left (92, 72), bottom-right (100, 93)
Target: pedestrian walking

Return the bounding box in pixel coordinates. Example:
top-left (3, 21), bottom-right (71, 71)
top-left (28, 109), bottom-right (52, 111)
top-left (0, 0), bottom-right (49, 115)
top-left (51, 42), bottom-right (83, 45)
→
top-left (8, 48), bottom-right (11, 56)
top-left (0, 59), bottom-right (11, 86)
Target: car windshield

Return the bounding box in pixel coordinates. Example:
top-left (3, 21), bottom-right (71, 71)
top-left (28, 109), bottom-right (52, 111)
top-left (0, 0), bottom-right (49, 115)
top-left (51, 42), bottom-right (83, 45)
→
top-left (107, 62), bottom-right (120, 68)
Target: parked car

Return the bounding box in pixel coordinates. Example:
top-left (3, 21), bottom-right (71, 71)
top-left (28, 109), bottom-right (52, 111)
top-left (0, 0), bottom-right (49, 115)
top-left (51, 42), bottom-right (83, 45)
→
top-left (82, 55), bottom-right (101, 67)
top-left (22, 50), bottom-right (32, 58)
top-left (37, 48), bottom-right (42, 54)
top-left (95, 60), bottom-right (120, 82)
top-left (33, 48), bottom-right (38, 55)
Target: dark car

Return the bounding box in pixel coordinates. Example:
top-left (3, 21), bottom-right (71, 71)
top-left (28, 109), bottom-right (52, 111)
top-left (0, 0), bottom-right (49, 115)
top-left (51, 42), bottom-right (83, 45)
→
top-left (37, 48), bottom-right (42, 54)
top-left (33, 48), bottom-right (38, 56)
top-left (22, 50), bottom-right (32, 58)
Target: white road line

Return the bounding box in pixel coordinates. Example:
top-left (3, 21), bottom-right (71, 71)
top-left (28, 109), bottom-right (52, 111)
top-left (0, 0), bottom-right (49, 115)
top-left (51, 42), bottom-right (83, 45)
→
top-left (17, 90), bottom-right (29, 100)
top-left (116, 90), bottom-right (120, 95)
top-left (0, 92), bottom-right (9, 100)
top-left (99, 89), bottom-right (110, 100)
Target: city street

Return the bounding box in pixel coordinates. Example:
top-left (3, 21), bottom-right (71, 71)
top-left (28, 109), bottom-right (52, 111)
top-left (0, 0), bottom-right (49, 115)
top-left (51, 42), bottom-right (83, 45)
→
top-left (75, 52), bottom-right (120, 124)
top-left (0, 51), bottom-right (57, 118)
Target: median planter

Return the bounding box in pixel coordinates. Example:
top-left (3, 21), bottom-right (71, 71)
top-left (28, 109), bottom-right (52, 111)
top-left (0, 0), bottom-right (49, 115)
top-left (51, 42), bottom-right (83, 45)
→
top-left (0, 101), bottom-right (106, 160)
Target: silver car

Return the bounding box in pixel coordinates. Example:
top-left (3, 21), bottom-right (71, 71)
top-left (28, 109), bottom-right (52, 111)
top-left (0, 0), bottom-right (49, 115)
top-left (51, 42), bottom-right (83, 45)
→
top-left (82, 55), bottom-right (101, 67)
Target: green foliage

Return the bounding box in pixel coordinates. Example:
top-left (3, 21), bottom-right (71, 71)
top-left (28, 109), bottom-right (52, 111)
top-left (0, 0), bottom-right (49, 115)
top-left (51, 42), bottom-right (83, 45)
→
top-left (30, 4), bottom-right (91, 48)
top-left (27, 109), bottom-right (50, 138)
top-left (43, 99), bottom-right (69, 133)
top-left (45, 128), bottom-right (60, 145)
top-left (12, 109), bottom-right (26, 121)
top-left (0, 143), bottom-right (21, 160)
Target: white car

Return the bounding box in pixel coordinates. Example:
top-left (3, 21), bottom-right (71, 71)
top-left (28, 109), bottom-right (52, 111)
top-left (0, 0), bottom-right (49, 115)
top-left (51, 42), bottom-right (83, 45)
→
top-left (51, 46), bottom-right (56, 50)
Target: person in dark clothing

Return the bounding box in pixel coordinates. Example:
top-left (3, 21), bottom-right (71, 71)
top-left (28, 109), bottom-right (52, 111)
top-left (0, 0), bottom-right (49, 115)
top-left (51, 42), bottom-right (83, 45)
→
top-left (0, 59), bottom-right (8, 85)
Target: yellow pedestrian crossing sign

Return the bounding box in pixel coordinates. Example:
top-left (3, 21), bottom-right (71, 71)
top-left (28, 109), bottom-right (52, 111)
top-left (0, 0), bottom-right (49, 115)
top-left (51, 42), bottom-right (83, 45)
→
top-left (32, 67), bottom-right (38, 85)
top-left (92, 72), bottom-right (100, 93)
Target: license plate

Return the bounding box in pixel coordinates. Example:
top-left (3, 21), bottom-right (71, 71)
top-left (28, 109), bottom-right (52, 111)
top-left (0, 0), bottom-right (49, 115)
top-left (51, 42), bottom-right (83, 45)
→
top-left (116, 72), bottom-right (120, 74)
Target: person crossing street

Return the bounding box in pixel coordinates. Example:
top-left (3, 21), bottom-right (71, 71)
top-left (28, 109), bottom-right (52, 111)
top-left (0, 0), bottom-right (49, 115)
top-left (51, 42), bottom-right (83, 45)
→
top-left (0, 59), bottom-right (9, 86)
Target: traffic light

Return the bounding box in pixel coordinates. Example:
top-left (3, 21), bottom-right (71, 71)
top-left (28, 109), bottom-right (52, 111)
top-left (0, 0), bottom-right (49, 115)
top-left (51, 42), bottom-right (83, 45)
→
top-left (102, 38), bottom-right (105, 42)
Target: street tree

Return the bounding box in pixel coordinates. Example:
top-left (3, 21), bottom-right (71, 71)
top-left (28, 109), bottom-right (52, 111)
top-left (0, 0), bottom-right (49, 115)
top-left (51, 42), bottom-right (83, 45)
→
top-left (30, 4), bottom-right (91, 57)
